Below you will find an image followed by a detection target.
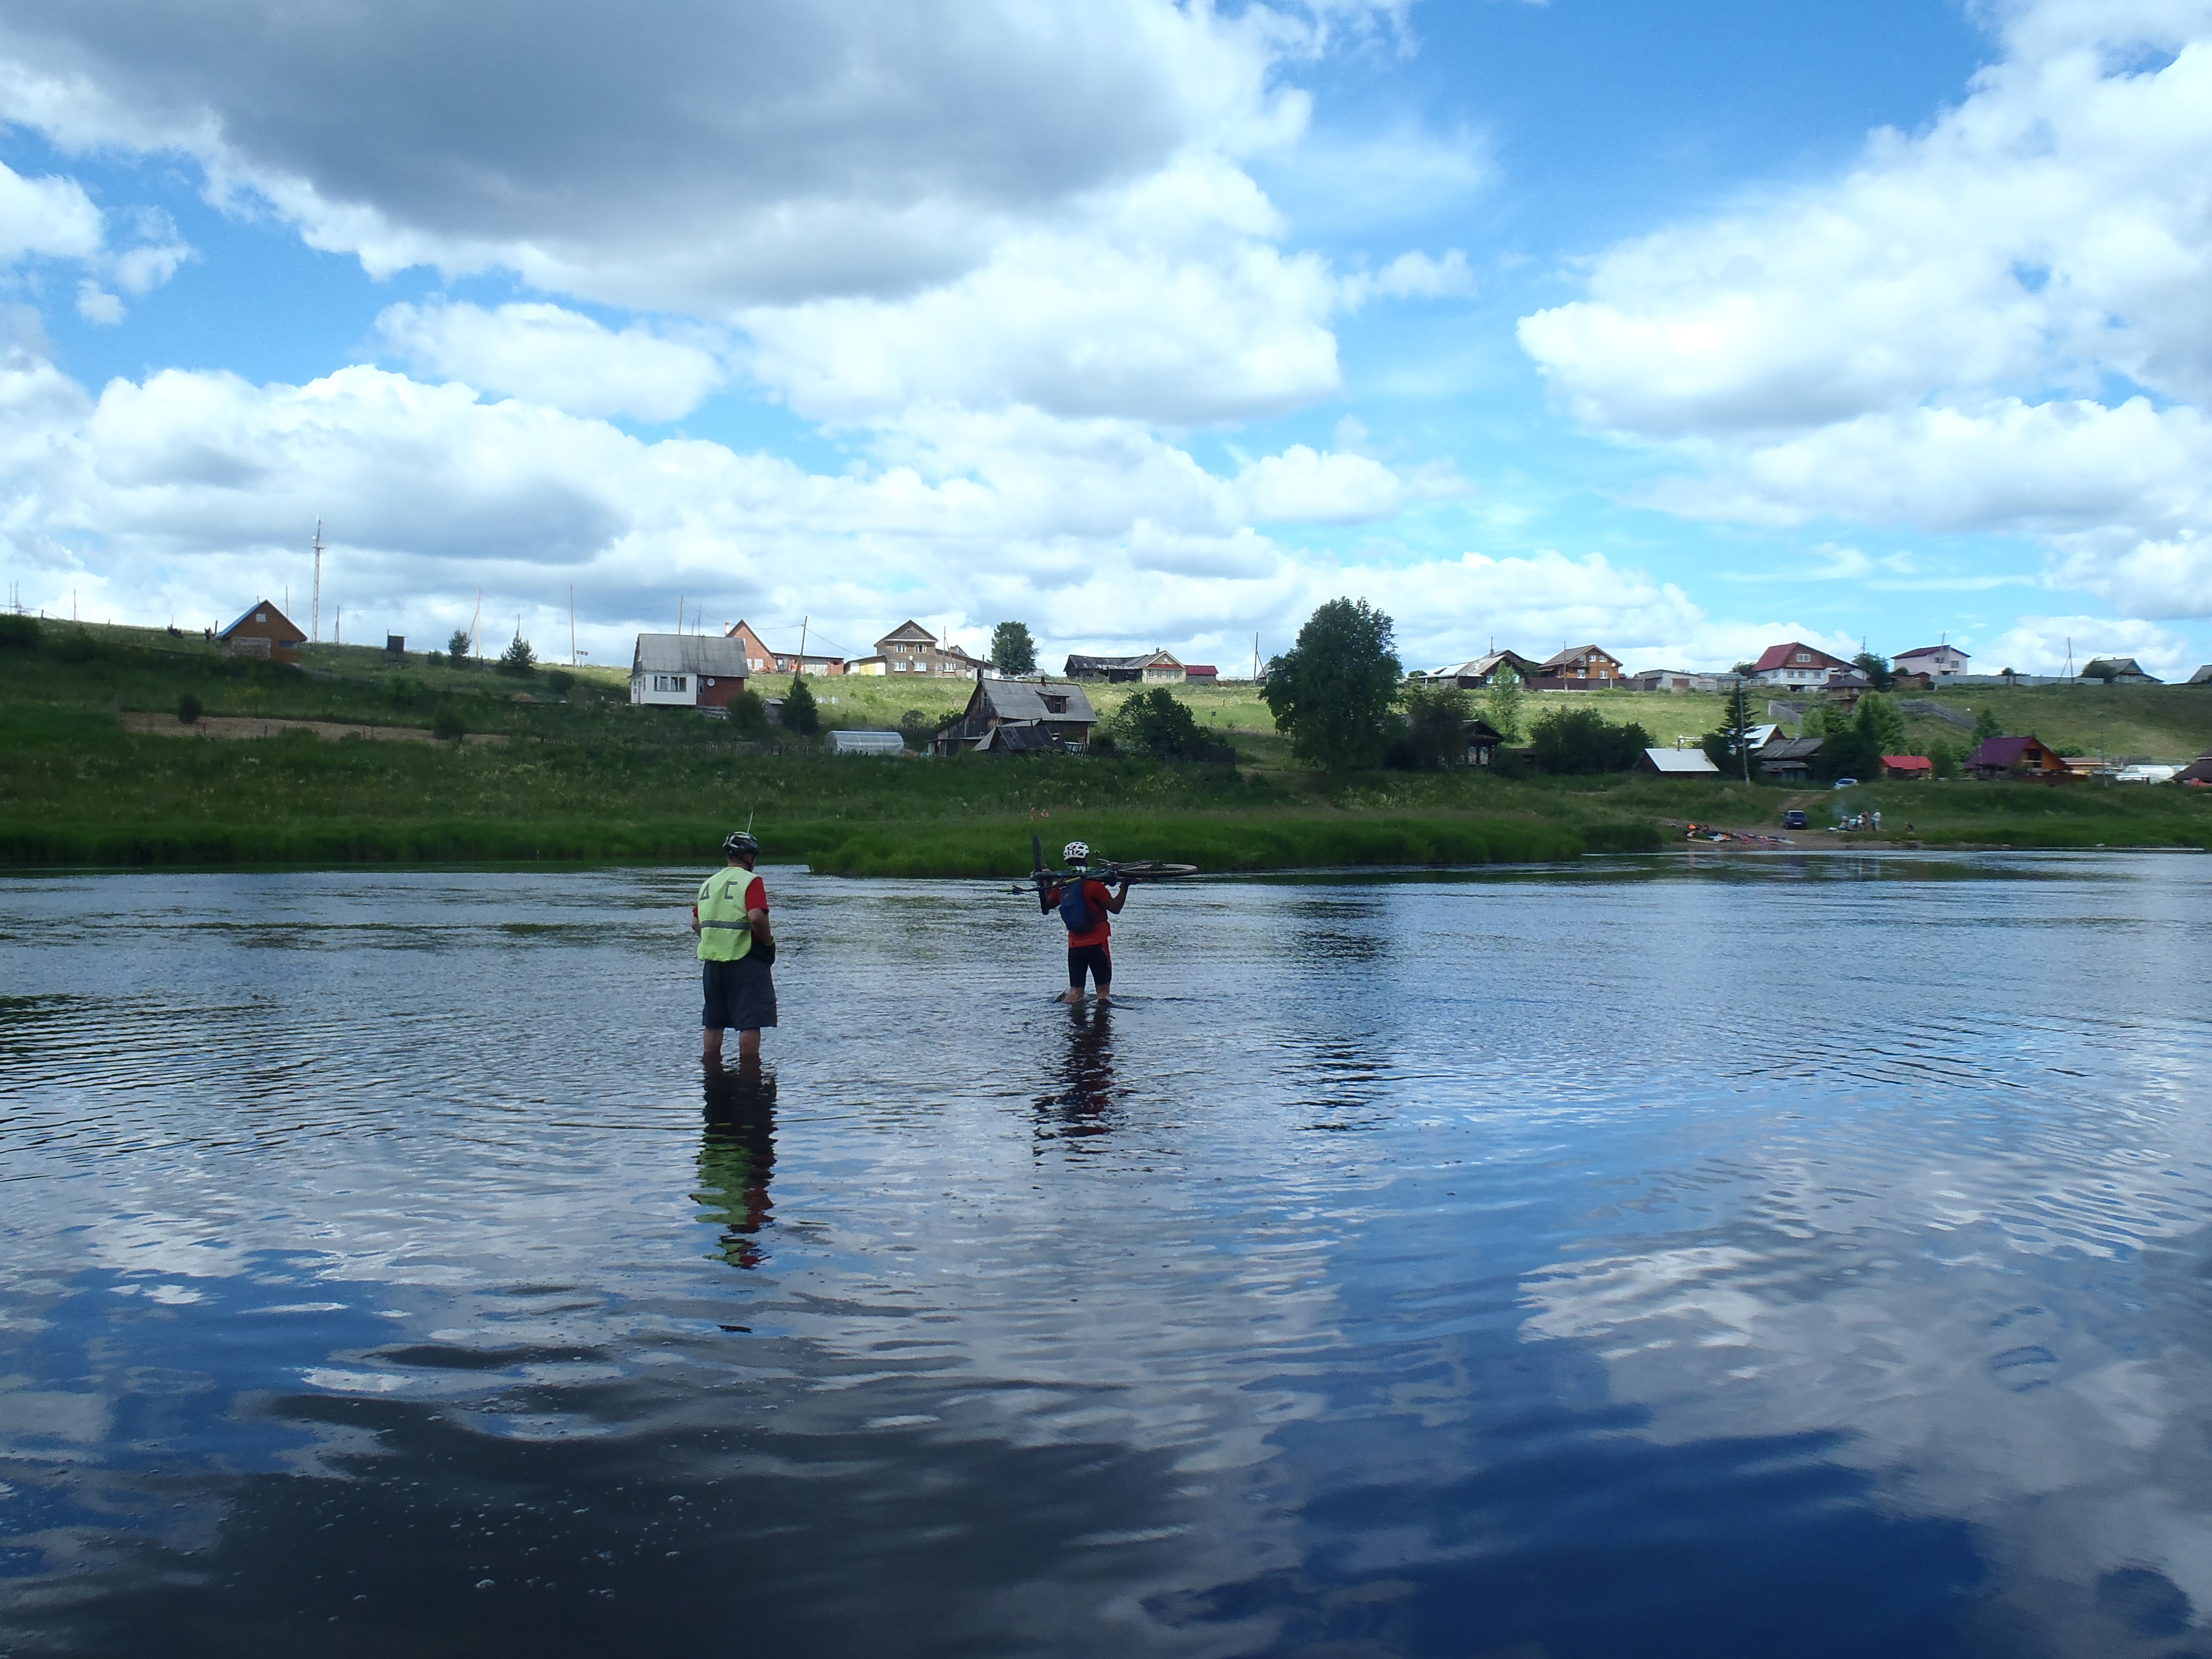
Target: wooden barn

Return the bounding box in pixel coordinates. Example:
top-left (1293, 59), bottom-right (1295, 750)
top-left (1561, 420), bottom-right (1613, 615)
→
top-left (933, 678), bottom-right (1098, 754)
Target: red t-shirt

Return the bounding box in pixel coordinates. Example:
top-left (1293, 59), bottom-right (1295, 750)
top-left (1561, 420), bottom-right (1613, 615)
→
top-left (1050, 877), bottom-right (1114, 949)
top-left (692, 873), bottom-right (767, 932)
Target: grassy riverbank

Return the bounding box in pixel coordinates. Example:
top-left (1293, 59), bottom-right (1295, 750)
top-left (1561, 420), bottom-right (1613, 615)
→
top-left (1, 619), bottom-right (2206, 870)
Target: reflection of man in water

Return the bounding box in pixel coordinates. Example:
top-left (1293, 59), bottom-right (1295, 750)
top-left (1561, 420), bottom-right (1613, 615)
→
top-left (693, 829), bottom-right (775, 1061)
top-left (1035, 1002), bottom-right (1118, 1145)
top-left (697, 1060), bottom-right (777, 1270)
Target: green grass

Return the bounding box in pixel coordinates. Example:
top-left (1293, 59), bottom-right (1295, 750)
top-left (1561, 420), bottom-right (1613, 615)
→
top-left (1, 619), bottom-right (2204, 871)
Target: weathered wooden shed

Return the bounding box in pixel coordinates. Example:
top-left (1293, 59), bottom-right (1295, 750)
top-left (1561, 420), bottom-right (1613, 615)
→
top-left (933, 678), bottom-right (1098, 753)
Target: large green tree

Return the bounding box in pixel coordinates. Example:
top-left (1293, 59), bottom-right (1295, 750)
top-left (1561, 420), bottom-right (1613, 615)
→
top-left (1110, 687), bottom-right (1205, 758)
top-left (783, 673), bottom-right (820, 735)
top-left (989, 621), bottom-right (1037, 677)
top-left (1856, 691), bottom-right (1908, 755)
top-left (1530, 706), bottom-right (1652, 774)
top-left (1261, 598), bottom-right (1402, 770)
top-left (1390, 683), bottom-right (1470, 770)
top-left (1851, 650), bottom-right (1895, 691)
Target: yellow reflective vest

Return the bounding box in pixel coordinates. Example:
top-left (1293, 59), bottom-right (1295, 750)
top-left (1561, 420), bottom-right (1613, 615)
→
top-left (695, 868), bottom-right (756, 963)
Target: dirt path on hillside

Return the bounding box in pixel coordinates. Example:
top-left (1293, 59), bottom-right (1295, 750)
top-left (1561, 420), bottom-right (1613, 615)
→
top-left (120, 712), bottom-right (506, 745)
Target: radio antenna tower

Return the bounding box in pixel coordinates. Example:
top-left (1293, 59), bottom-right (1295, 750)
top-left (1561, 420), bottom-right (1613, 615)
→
top-left (311, 519), bottom-right (325, 643)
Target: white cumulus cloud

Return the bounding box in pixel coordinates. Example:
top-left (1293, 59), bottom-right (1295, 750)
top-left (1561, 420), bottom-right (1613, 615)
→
top-left (1517, 0), bottom-right (2212, 621)
top-left (376, 302), bottom-right (725, 422)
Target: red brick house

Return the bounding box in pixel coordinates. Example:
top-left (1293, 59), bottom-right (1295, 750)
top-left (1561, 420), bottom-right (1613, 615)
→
top-left (725, 619), bottom-right (843, 676)
top-left (219, 600), bottom-right (307, 664)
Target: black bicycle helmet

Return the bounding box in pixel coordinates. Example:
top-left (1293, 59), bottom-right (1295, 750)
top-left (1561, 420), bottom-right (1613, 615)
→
top-left (723, 829), bottom-right (760, 857)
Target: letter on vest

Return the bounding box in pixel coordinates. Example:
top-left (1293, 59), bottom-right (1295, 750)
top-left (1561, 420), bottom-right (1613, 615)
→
top-left (696, 870), bottom-right (755, 962)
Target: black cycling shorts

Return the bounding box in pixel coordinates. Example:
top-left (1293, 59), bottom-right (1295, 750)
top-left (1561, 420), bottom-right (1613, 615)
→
top-left (1067, 943), bottom-right (1112, 991)
top-left (703, 955), bottom-right (777, 1031)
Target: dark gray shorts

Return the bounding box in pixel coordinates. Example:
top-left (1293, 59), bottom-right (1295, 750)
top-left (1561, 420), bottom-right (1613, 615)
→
top-left (703, 955), bottom-right (777, 1032)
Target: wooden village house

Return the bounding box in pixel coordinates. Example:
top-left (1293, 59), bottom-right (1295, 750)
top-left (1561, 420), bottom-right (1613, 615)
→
top-left (1966, 734), bottom-right (2071, 778)
top-left (1062, 648), bottom-right (1186, 684)
top-left (1532, 644), bottom-right (1625, 689)
top-left (219, 600), bottom-right (308, 664)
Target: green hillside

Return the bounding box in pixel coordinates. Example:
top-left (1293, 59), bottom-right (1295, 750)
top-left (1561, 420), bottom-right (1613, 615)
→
top-left (1, 619), bottom-right (2204, 869)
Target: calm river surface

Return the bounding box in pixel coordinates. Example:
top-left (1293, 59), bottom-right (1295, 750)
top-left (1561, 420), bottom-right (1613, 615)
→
top-left (3, 853), bottom-right (2209, 1657)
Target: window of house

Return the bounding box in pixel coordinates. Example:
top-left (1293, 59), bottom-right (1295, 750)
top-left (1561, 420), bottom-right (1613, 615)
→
top-left (1795, 651), bottom-right (1811, 662)
top-left (653, 674), bottom-right (688, 692)
top-left (1044, 696), bottom-right (1067, 713)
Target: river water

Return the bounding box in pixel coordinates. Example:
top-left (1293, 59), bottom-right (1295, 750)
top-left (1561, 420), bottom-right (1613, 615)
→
top-left (1, 853), bottom-right (2208, 1657)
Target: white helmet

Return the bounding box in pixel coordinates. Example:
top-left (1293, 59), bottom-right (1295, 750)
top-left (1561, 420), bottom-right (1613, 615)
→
top-left (1063, 840), bottom-right (1091, 864)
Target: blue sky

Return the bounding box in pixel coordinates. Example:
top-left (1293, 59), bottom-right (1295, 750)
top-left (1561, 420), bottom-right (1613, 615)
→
top-left (0, 0), bottom-right (2205, 677)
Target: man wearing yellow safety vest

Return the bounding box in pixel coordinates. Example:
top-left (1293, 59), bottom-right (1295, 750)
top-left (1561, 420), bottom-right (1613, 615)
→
top-left (692, 830), bottom-right (776, 1062)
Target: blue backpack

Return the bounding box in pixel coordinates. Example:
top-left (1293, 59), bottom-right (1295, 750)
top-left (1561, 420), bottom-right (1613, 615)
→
top-left (1058, 878), bottom-right (1093, 932)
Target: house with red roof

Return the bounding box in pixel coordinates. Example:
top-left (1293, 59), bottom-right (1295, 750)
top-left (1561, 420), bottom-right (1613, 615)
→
top-left (1748, 642), bottom-right (1855, 688)
top-left (1880, 755), bottom-right (1933, 779)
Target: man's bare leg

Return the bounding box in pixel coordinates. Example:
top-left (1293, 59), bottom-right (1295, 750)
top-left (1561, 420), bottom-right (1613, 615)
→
top-left (737, 1027), bottom-right (762, 1060)
top-left (1060, 987), bottom-right (1084, 1004)
top-left (704, 1027), bottom-right (725, 1062)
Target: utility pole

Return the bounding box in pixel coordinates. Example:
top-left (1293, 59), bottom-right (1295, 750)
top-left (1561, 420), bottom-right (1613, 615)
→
top-left (1252, 631), bottom-right (1259, 681)
top-left (798, 614), bottom-right (809, 675)
top-left (1738, 683), bottom-right (1750, 783)
top-left (311, 519), bottom-right (324, 643)
top-left (677, 593), bottom-right (684, 636)
top-left (471, 590), bottom-right (482, 660)
top-left (570, 585), bottom-right (577, 666)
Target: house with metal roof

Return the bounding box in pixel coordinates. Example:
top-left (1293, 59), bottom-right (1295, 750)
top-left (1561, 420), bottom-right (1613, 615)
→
top-left (630, 633), bottom-right (750, 708)
top-left (1425, 650), bottom-right (1543, 689)
top-left (2188, 665), bottom-right (2212, 686)
top-left (932, 677), bottom-right (1098, 754)
top-left (1637, 746), bottom-right (1720, 776)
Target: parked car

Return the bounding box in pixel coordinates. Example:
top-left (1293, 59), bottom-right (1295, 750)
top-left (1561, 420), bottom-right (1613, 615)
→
top-left (1783, 809), bottom-right (1808, 829)
top-left (1831, 777), bottom-right (1859, 788)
